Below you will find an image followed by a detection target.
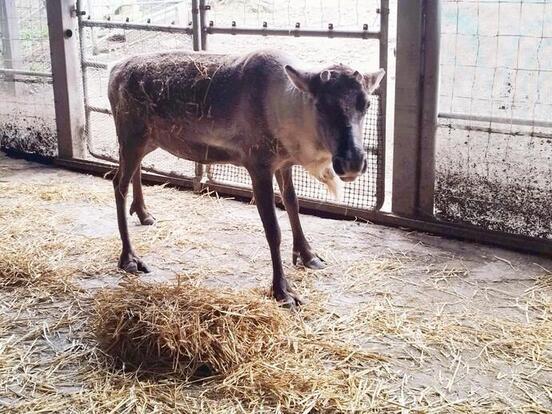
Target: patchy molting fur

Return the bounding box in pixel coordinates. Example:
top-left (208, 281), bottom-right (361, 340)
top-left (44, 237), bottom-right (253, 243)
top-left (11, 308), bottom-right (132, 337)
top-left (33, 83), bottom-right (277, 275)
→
top-left (109, 49), bottom-right (359, 199)
top-left (275, 87), bottom-right (344, 200)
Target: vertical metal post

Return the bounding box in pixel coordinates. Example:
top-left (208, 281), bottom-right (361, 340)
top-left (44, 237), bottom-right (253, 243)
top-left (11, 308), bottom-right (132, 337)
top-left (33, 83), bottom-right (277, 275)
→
top-left (0, 0), bottom-right (22, 94)
top-left (391, 0), bottom-right (424, 217)
top-left (46, 0), bottom-right (86, 159)
top-left (376, 0), bottom-right (389, 210)
top-left (199, 0), bottom-right (208, 50)
top-left (76, 0), bottom-right (91, 156)
top-left (192, 0), bottom-right (208, 190)
top-left (191, 0), bottom-right (200, 51)
top-left (392, 0), bottom-right (440, 218)
top-left (418, 0), bottom-right (440, 217)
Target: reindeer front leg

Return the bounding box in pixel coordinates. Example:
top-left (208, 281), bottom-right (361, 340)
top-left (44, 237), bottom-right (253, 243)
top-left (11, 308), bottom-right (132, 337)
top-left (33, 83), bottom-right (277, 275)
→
top-left (276, 167), bottom-right (326, 269)
top-left (249, 166), bottom-right (303, 308)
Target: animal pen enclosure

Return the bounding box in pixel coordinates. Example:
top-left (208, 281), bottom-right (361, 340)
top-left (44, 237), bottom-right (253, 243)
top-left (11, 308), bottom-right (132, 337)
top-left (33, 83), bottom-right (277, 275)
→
top-left (2, 0), bottom-right (550, 254)
top-left (1, 0), bottom-right (552, 412)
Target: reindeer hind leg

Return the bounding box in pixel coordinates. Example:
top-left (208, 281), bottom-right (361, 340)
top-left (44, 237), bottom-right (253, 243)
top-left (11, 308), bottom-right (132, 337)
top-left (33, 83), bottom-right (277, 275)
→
top-left (114, 141), bottom-right (150, 273)
top-left (130, 161), bottom-right (156, 226)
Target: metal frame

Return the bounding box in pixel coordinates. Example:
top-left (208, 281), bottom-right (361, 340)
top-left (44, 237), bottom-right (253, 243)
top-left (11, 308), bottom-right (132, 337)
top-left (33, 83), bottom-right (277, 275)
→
top-left (376, 0), bottom-right (389, 211)
top-left (439, 112), bottom-right (552, 130)
top-left (46, 0), bottom-right (86, 159)
top-left (80, 19), bottom-right (193, 35)
top-left (0, 68), bottom-right (51, 78)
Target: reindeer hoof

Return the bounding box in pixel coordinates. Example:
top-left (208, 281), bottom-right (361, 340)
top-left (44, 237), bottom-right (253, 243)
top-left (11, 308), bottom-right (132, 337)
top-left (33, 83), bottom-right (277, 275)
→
top-left (273, 288), bottom-right (304, 309)
top-left (129, 203), bottom-right (156, 226)
top-left (119, 253), bottom-right (151, 274)
top-left (140, 214), bottom-right (156, 226)
top-left (292, 251), bottom-right (326, 270)
top-left (304, 256), bottom-right (326, 270)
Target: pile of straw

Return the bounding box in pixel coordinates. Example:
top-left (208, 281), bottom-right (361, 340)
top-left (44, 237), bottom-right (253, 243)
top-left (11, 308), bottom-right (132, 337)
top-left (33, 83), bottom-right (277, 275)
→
top-left (94, 280), bottom-right (289, 377)
top-left (93, 280), bottom-right (390, 412)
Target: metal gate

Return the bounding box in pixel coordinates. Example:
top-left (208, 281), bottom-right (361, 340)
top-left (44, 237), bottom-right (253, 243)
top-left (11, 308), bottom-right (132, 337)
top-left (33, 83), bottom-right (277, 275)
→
top-left (75, 0), bottom-right (389, 212)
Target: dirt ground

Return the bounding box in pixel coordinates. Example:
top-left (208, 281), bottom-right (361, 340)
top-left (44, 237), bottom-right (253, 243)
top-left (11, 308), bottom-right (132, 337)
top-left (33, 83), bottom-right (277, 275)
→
top-left (0, 152), bottom-right (551, 412)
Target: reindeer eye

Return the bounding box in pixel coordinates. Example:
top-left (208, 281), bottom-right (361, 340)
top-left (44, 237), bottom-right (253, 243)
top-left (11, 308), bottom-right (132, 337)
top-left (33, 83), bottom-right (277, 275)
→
top-left (356, 93), bottom-right (368, 112)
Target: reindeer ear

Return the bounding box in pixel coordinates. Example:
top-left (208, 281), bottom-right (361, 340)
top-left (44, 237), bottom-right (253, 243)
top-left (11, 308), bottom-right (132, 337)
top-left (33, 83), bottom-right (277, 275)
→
top-left (353, 70), bottom-right (363, 83)
top-left (284, 65), bottom-right (312, 93)
top-left (363, 68), bottom-right (386, 93)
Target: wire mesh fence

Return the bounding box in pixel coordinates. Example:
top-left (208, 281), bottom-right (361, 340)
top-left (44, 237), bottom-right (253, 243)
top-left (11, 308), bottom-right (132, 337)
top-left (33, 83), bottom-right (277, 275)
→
top-left (436, 0), bottom-right (552, 239)
top-left (80, 1), bottom-right (197, 177)
top-left (80, 0), bottom-right (386, 210)
top-left (208, 95), bottom-right (383, 209)
top-left (207, 0), bottom-right (381, 30)
top-left (0, 0), bottom-right (56, 157)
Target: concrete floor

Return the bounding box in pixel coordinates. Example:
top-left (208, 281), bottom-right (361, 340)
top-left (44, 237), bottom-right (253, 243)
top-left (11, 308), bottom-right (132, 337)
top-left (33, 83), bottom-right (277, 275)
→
top-left (1, 152), bottom-right (551, 411)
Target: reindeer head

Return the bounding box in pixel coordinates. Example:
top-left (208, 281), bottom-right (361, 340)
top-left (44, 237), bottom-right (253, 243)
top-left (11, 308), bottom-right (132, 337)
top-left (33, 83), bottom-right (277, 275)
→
top-left (284, 64), bottom-right (385, 183)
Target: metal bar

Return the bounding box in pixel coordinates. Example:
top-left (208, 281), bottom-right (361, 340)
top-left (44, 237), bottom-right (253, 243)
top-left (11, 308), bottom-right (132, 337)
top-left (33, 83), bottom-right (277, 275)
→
top-left (392, 0), bottom-right (424, 217)
top-left (199, 0), bottom-right (208, 50)
top-left (77, 0), bottom-right (91, 158)
top-left (53, 157), bottom-right (552, 257)
top-left (82, 60), bottom-right (108, 70)
top-left (439, 121), bottom-right (552, 141)
top-left (197, 0), bottom-right (209, 187)
top-left (438, 112), bottom-right (552, 130)
top-left (205, 26), bottom-right (380, 39)
top-left (0, 0), bottom-right (22, 94)
top-left (375, 0), bottom-right (389, 211)
top-left (191, 0), bottom-right (200, 51)
top-left (0, 68), bottom-right (52, 78)
top-left (417, 0), bottom-right (441, 218)
top-left (86, 105), bottom-right (112, 115)
top-left (55, 157), bottom-right (195, 189)
top-left (46, 0), bottom-right (86, 159)
top-left (81, 19), bottom-right (193, 34)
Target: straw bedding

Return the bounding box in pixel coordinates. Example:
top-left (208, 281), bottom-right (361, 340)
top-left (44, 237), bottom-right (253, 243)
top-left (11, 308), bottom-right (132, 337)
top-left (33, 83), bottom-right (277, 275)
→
top-left (0, 172), bottom-right (551, 412)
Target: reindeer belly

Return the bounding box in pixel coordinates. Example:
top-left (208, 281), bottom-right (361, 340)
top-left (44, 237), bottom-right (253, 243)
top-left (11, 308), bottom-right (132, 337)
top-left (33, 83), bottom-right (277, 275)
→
top-left (161, 140), bottom-right (238, 164)
top-left (151, 120), bottom-right (241, 164)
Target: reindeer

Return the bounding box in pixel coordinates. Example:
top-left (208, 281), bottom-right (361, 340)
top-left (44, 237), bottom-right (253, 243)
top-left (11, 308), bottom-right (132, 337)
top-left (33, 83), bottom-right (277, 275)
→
top-left (108, 49), bottom-right (385, 307)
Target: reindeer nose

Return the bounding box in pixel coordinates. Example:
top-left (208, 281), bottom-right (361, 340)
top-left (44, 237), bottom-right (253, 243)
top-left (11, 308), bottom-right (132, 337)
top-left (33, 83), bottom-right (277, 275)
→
top-left (332, 151), bottom-right (367, 180)
top-left (332, 156), bottom-right (346, 176)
